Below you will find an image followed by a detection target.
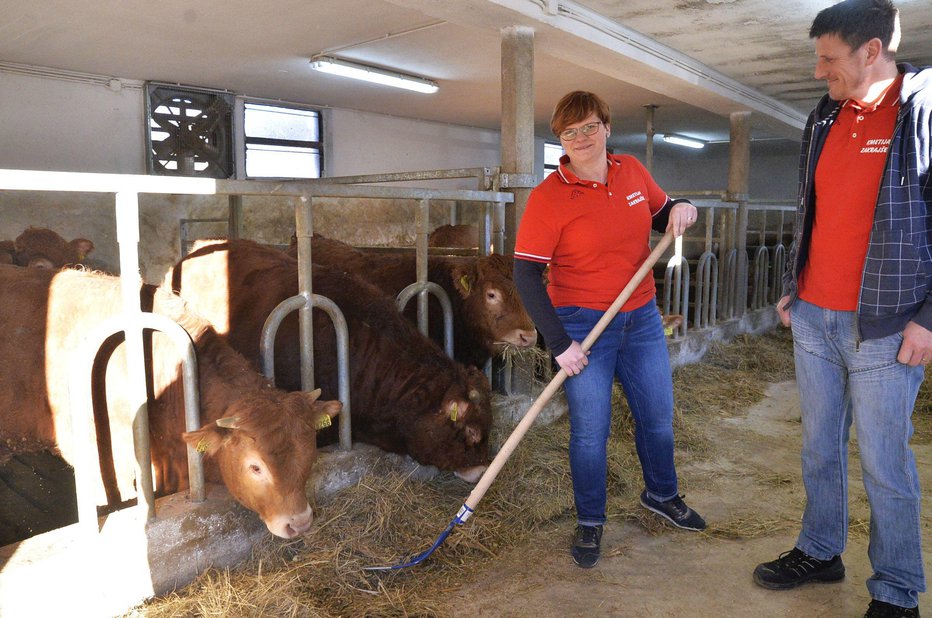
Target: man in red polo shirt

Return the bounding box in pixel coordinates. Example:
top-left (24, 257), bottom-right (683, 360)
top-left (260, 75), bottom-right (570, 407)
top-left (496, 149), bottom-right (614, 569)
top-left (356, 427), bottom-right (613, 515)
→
top-left (752, 1), bottom-right (931, 616)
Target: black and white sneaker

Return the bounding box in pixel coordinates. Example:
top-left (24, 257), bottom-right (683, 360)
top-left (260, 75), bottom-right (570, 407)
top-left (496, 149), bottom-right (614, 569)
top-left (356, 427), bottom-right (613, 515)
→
top-left (571, 524), bottom-right (603, 568)
top-left (753, 547), bottom-right (845, 590)
top-left (639, 490), bottom-right (706, 531)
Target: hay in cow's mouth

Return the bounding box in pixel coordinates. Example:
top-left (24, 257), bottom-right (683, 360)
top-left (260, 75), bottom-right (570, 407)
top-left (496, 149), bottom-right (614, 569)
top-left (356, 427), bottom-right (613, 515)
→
top-left (137, 327), bottom-right (932, 617)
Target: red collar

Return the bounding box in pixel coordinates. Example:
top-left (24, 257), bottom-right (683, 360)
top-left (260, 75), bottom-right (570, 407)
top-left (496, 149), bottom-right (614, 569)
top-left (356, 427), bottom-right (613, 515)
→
top-left (556, 153), bottom-right (615, 185)
top-left (846, 74), bottom-right (903, 113)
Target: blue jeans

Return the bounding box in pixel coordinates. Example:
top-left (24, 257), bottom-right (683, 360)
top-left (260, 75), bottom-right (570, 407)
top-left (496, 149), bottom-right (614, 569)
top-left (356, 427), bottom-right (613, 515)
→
top-left (791, 299), bottom-right (925, 607)
top-left (556, 300), bottom-right (678, 527)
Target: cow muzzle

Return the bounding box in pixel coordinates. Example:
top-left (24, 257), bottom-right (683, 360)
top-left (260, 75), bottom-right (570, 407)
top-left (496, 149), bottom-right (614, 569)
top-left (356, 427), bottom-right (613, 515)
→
top-left (266, 504), bottom-right (314, 538)
top-left (496, 328), bottom-right (538, 349)
top-left (454, 465), bottom-right (487, 484)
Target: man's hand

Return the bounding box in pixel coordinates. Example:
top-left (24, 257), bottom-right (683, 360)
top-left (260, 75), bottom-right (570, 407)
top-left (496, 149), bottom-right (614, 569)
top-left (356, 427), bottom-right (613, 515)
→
top-left (897, 321), bottom-right (932, 366)
top-left (776, 294), bottom-right (791, 327)
top-left (555, 341), bottom-right (590, 376)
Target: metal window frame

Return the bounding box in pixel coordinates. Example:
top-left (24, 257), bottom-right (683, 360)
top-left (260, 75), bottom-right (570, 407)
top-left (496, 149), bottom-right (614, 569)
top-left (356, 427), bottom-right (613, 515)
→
top-left (242, 100), bottom-right (324, 180)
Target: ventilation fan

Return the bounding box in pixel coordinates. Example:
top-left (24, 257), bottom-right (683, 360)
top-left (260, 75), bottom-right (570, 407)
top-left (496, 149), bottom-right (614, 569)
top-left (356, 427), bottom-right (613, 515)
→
top-left (146, 84), bottom-right (234, 178)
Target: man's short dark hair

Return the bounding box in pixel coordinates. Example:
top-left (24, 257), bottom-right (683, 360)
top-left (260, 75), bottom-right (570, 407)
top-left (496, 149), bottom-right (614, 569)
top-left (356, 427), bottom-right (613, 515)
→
top-left (810, 0), bottom-right (900, 56)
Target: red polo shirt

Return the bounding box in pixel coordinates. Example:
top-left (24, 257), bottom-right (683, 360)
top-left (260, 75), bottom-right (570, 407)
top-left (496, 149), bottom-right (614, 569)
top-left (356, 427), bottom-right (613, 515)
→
top-left (799, 76), bottom-right (902, 310)
top-left (515, 153), bottom-right (668, 311)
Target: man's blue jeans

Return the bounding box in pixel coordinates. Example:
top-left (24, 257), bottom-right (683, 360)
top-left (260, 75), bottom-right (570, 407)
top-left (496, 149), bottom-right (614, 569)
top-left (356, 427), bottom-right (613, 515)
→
top-left (556, 300), bottom-right (678, 527)
top-left (791, 299), bottom-right (925, 607)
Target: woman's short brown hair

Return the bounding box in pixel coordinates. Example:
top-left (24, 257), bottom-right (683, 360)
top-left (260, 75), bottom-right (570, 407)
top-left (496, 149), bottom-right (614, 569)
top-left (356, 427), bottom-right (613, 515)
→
top-left (550, 91), bottom-right (611, 136)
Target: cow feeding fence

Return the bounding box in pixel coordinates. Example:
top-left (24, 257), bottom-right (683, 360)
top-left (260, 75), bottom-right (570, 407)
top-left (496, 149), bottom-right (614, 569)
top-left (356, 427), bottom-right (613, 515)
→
top-left (660, 192), bottom-right (794, 338)
top-left (0, 168), bottom-right (513, 534)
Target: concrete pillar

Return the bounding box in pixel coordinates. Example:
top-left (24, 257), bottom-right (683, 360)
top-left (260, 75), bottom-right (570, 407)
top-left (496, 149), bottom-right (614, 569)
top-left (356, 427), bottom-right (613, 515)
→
top-left (500, 25), bottom-right (535, 255)
top-left (728, 111), bottom-right (751, 317)
top-left (227, 195), bottom-right (243, 238)
top-left (644, 105), bottom-right (657, 174)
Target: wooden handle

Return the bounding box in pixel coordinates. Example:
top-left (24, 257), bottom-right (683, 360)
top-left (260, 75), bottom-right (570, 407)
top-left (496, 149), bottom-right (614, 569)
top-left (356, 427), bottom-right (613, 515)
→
top-left (464, 231), bottom-right (674, 511)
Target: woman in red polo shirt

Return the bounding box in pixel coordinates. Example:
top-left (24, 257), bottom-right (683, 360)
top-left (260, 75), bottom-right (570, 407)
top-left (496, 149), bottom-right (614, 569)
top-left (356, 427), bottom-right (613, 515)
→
top-left (514, 91), bottom-right (705, 568)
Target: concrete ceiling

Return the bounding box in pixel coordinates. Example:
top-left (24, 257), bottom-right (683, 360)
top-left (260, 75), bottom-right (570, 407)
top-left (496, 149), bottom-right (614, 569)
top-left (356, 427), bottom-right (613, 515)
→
top-left (1, 0), bottom-right (930, 156)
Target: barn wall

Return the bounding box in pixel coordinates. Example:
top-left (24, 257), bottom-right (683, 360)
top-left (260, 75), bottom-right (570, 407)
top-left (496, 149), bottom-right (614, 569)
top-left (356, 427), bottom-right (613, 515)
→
top-left (0, 71), bottom-right (146, 174)
top-left (0, 65), bottom-right (797, 282)
top-left (617, 144), bottom-right (798, 200)
top-left (0, 68), bottom-right (505, 281)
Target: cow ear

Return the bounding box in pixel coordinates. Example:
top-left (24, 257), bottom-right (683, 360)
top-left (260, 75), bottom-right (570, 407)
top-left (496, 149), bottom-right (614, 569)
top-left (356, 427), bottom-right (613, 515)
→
top-left (441, 398), bottom-right (468, 422)
top-left (182, 425), bottom-right (226, 457)
top-left (311, 400), bottom-right (342, 431)
top-left (464, 425), bottom-right (483, 447)
top-left (451, 264), bottom-right (477, 298)
top-left (70, 238), bottom-right (94, 259)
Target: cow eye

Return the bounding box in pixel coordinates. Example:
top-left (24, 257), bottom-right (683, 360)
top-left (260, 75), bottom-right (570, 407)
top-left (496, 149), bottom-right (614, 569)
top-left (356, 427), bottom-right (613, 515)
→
top-left (486, 289), bottom-right (500, 302)
top-left (249, 463), bottom-right (262, 475)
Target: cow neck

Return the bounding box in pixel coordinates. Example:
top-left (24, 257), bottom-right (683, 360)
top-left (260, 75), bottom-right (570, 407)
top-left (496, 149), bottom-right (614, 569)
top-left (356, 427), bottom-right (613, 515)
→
top-left (147, 283), bottom-right (273, 423)
top-left (348, 310), bottom-right (465, 417)
top-left (426, 256), bottom-right (492, 368)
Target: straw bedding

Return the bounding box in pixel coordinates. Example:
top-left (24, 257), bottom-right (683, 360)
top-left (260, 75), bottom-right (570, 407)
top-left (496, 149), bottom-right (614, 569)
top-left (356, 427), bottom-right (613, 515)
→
top-left (132, 327), bottom-right (931, 617)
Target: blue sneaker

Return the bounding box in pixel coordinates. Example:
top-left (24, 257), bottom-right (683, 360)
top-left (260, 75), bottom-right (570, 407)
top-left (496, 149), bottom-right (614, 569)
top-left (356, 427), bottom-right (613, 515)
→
top-left (571, 524), bottom-right (603, 568)
top-left (639, 490), bottom-right (706, 531)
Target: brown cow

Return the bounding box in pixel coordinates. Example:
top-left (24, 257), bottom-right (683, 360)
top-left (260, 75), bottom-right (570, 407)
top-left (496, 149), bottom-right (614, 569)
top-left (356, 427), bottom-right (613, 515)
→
top-left (0, 264), bottom-right (341, 539)
top-left (3, 227), bottom-right (95, 269)
top-left (428, 224), bottom-right (479, 249)
top-left (289, 235), bottom-right (537, 368)
top-left (169, 239), bottom-right (492, 481)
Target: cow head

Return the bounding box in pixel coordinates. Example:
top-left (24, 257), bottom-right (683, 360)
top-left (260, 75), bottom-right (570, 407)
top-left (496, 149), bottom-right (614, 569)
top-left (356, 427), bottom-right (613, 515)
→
top-left (13, 227), bottom-right (94, 269)
top-left (452, 254), bottom-right (537, 355)
top-left (182, 388), bottom-right (341, 538)
top-left (401, 365), bottom-right (493, 480)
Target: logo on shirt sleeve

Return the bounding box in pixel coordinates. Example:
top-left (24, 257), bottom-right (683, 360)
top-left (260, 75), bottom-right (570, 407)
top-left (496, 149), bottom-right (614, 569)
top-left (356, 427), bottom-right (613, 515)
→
top-left (626, 191), bottom-right (645, 207)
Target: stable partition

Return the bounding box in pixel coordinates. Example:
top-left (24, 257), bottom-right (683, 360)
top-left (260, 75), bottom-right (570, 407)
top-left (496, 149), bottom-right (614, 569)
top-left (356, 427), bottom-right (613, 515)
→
top-left (0, 168), bottom-right (514, 532)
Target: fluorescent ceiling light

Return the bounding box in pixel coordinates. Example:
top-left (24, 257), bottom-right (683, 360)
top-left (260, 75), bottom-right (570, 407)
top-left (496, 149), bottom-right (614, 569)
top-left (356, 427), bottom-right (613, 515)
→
top-left (310, 56), bottom-right (438, 94)
top-left (662, 133), bottom-right (706, 149)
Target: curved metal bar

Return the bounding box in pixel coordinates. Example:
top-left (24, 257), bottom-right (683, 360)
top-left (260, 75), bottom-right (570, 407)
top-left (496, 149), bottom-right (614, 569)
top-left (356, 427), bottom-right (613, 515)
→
top-left (770, 244), bottom-right (786, 304)
top-left (751, 246), bottom-right (770, 310)
top-left (722, 249), bottom-right (738, 319)
top-left (396, 281), bottom-right (455, 358)
top-left (260, 293), bottom-right (352, 451)
top-left (68, 311), bottom-right (203, 533)
top-left (694, 251), bottom-right (719, 329)
top-left (663, 255), bottom-right (690, 338)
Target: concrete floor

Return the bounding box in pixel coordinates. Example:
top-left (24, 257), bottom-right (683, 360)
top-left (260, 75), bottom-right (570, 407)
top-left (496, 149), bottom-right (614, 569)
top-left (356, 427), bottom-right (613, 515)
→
top-left (445, 382), bottom-right (931, 618)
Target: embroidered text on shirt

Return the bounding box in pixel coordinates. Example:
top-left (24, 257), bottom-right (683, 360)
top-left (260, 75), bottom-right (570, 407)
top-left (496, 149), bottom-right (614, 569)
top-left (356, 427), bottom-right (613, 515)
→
top-left (860, 138), bottom-right (891, 154)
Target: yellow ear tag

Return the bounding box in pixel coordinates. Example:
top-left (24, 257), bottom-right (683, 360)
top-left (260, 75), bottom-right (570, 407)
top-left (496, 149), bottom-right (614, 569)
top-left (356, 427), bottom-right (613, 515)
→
top-left (450, 402), bottom-right (458, 422)
top-left (664, 325), bottom-right (674, 336)
top-left (196, 438), bottom-right (209, 454)
top-left (459, 275), bottom-right (470, 294)
top-left (315, 414), bottom-right (332, 430)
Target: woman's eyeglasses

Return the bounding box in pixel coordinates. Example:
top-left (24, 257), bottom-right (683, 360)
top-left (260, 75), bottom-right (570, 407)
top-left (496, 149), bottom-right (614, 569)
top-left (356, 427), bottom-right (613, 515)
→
top-left (559, 121), bottom-right (603, 141)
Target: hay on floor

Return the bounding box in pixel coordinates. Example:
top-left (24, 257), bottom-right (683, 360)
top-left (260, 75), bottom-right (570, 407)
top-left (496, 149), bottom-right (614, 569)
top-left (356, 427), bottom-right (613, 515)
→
top-left (132, 328), bottom-right (818, 617)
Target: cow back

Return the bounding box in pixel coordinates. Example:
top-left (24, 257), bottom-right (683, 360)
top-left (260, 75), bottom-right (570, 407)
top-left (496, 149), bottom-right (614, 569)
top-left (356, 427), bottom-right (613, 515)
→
top-left (171, 239), bottom-right (494, 472)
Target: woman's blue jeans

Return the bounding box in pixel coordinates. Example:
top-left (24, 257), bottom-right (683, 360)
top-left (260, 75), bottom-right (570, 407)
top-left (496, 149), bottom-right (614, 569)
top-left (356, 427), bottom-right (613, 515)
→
top-left (556, 300), bottom-right (678, 527)
top-left (791, 299), bottom-right (925, 607)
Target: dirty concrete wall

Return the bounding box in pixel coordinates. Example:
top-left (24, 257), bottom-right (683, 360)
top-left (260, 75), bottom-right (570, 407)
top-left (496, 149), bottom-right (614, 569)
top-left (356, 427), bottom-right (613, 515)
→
top-left (0, 67), bottom-right (502, 282)
top-left (1, 65), bottom-right (797, 282)
top-left (616, 142), bottom-right (798, 200)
